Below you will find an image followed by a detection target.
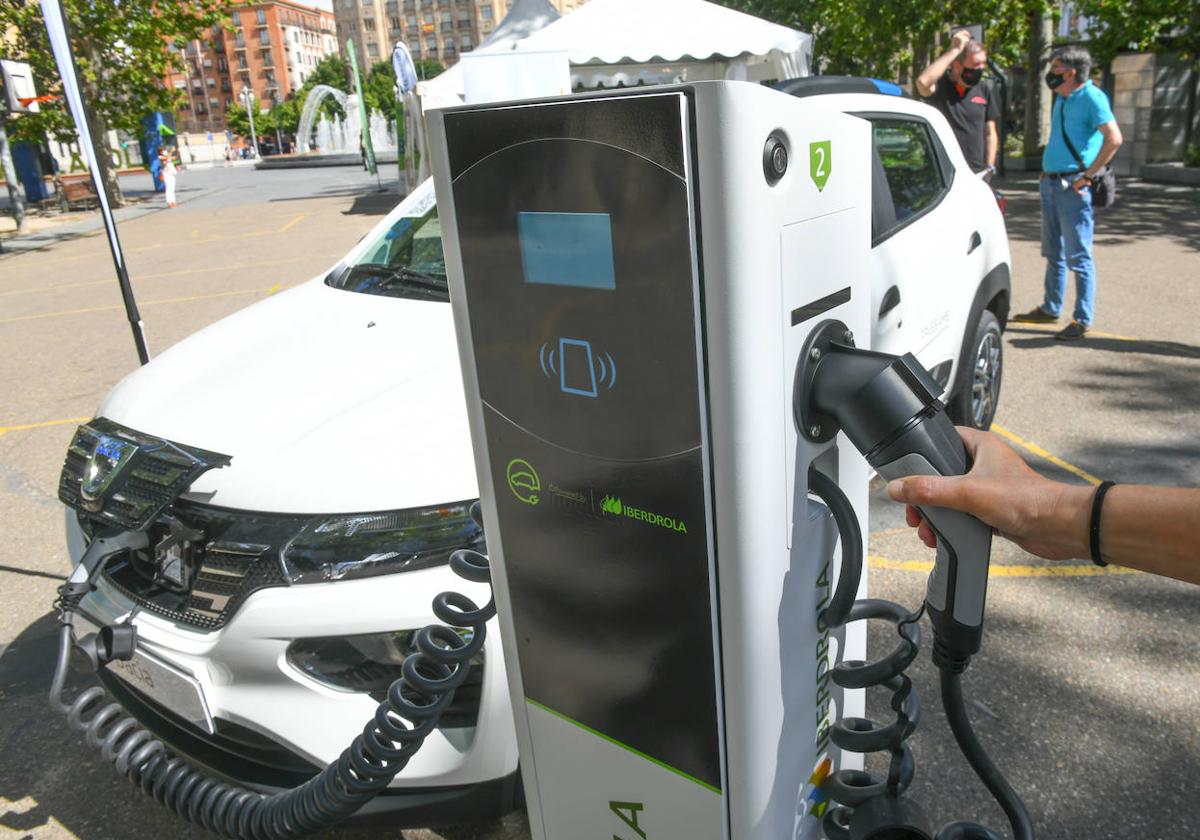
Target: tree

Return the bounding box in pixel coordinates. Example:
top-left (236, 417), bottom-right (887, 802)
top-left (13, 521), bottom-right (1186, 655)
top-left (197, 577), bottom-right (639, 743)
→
top-left (269, 97), bottom-right (301, 137)
top-left (303, 54), bottom-right (350, 92)
top-left (363, 60), bottom-right (398, 117)
top-left (413, 58), bottom-right (445, 81)
top-left (1075, 0), bottom-right (1200, 66)
top-left (0, 0), bottom-right (227, 206)
top-left (225, 94), bottom-right (263, 141)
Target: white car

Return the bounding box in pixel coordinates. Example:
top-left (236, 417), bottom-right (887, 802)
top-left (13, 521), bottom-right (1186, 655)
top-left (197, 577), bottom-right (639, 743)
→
top-left (58, 80), bottom-right (1009, 827)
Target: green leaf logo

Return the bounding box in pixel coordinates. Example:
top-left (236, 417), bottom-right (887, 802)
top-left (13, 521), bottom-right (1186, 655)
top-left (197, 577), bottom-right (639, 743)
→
top-left (601, 495), bottom-right (623, 515)
top-left (809, 140), bottom-right (832, 191)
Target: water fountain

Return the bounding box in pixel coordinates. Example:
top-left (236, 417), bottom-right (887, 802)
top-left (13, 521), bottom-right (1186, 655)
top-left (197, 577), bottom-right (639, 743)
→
top-left (259, 84), bottom-right (399, 169)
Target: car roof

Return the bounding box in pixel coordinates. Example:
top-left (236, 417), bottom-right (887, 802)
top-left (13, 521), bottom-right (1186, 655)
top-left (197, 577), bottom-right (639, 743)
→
top-left (774, 75), bottom-right (906, 99)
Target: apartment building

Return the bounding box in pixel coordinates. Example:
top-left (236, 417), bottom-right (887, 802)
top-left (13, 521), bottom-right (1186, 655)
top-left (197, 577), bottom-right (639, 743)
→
top-left (164, 0), bottom-right (337, 133)
top-left (334, 0), bottom-right (588, 73)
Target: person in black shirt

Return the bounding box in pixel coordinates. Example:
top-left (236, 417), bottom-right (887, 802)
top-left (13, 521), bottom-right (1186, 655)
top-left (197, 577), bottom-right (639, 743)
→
top-left (916, 29), bottom-right (1000, 176)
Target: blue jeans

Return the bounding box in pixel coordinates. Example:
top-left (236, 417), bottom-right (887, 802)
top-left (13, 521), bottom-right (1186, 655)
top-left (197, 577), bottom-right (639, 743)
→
top-left (1040, 175), bottom-right (1095, 325)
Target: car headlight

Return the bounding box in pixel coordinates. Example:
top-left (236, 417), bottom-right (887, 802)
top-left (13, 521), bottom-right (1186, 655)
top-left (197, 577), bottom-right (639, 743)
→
top-left (280, 501), bottom-right (483, 584)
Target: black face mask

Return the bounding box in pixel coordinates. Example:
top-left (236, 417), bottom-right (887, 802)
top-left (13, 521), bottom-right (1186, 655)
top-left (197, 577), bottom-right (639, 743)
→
top-left (960, 67), bottom-right (983, 86)
top-left (1045, 70), bottom-right (1066, 90)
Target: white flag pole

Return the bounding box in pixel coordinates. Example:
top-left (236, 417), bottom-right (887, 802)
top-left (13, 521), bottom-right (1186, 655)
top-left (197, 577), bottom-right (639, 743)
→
top-left (40, 0), bottom-right (150, 364)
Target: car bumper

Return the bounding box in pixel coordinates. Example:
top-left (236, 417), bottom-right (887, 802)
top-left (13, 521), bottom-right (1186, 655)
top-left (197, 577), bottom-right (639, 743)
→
top-left (66, 513), bottom-right (519, 820)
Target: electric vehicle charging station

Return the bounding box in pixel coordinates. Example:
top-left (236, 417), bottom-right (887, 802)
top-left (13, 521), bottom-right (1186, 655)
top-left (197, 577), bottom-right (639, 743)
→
top-left (46, 76), bottom-right (1029, 840)
top-left (429, 81), bottom-right (876, 839)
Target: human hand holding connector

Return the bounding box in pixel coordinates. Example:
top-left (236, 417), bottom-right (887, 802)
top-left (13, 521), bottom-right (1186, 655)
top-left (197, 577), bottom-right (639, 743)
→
top-left (887, 427), bottom-right (1200, 584)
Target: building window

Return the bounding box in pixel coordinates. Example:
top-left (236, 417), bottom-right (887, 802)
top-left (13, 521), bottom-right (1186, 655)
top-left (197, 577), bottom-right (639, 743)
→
top-left (206, 77), bottom-right (215, 87)
top-left (390, 16), bottom-right (401, 29)
top-left (217, 56), bottom-right (227, 71)
top-left (460, 34), bottom-right (471, 48)
top-left (409, 39), bottom-right (420, 52)
top-left (256, 9), bottom-right (266, 24)
top-left (222, 78), bottom-right (231, 92)
top-left (259, 29), bottom-right (270, 45)
top-left (481, 6), bottom-right (493, 19)
top-left (367, 42), bottom-right (380, 56)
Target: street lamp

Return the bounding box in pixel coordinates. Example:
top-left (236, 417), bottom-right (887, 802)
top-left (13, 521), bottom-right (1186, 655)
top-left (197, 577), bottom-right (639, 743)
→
top-left (240, 86), bottom-right (260, 158)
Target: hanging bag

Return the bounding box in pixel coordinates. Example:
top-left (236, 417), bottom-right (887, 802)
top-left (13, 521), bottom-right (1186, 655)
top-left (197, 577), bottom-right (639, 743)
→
top-left (1058, 97), bottom-right (1117, 208)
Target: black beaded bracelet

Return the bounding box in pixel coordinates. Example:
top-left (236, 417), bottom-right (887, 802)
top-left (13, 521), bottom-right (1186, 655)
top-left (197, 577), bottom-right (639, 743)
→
top-left (1089, 481), bottom-right (1116, 567)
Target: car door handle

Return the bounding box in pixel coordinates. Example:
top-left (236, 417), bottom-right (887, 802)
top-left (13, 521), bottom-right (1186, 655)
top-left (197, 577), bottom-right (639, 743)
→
top-left (879, 285), bottom-right (901, 318)
top-left (967, 231), bottom-right (982, 254)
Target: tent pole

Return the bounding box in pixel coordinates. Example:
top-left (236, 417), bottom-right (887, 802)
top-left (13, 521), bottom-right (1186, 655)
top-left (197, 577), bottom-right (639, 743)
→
top-left (40, 0), bottom-right (149, 365)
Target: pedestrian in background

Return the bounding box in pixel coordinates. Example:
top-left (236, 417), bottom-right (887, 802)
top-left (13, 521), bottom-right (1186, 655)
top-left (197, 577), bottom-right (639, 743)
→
top-left (1013, 45), bottom-right (1122, 341)
top-left (158, 146), bottom-right (178, 209)
top-left (916, 29), bottom-right (1000, 177)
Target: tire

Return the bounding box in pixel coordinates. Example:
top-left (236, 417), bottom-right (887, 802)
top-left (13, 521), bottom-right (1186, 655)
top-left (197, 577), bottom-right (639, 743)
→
top-left (947, 309), bottom-right (1002, 430)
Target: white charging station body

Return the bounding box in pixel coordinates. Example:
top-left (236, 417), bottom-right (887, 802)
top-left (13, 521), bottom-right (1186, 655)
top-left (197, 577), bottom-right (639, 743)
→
top-left (430, 80), bottom-right (873, 840)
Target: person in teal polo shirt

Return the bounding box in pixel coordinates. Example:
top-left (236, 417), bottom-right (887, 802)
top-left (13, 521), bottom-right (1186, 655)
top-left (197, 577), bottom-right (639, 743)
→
top-left (1013, 45), bottom-right (1123, 340)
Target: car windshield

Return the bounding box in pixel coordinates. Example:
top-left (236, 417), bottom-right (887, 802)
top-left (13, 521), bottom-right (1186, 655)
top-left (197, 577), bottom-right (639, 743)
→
top-left (326, 196), bottom-right (448, 302)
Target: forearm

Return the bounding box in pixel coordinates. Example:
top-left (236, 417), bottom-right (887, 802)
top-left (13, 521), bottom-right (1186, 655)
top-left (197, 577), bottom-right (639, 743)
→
top-left (916, 49), bottom-right (957, 96)
top-left (1087, 125), bottom-right (1122, 174)
top-left (1095, 486), bottom-right (1200, 583)
top-left (985, 122), bottom-right (999, 168)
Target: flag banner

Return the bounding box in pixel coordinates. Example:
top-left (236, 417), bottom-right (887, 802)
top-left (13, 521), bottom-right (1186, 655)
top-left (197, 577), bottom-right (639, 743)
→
top-left (346, 39), bottom-right (377, 176)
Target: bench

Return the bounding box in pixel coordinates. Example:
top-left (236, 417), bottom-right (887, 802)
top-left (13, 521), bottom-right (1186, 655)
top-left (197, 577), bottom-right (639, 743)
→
top-left (60, 174), bottom-right (99, 209)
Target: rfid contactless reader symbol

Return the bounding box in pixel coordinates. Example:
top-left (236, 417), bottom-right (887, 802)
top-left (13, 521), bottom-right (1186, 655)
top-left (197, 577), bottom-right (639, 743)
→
top-left (539, 337), bottom-right (617, 398)
top-left (506, 458), bottom-right (541, 505)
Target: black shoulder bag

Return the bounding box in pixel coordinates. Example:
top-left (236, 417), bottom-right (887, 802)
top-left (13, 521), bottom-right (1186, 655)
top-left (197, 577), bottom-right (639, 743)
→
top-left (1058, 97), bottom-right (1117, 208)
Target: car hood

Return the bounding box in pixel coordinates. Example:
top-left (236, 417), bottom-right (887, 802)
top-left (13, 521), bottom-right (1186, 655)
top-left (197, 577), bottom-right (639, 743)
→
top-left (99, 279), bottom-right (480, 514)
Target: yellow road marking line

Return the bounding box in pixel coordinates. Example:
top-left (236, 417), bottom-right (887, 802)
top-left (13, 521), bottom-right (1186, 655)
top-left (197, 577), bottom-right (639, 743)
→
top-left (868, 555), bottom-right (1138, 577)
top-left (0, 256), bottom-right (334, 297)
top-left (991, 423), bottom-right (1102, 486)
top-left (0, 285), bottom-right (283, 324)
top-left (7, 243), bottom-right (164, 267)
top-left (278, 212), bottom-right (308, 233)
top-left (0, 416), bottom-right (90, 437)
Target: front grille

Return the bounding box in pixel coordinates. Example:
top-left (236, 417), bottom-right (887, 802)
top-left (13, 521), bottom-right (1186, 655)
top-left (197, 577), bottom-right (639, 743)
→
top-left (59, 418), bottom-right (231, 531)
top-left (100, 507), bottom-right (299, 630)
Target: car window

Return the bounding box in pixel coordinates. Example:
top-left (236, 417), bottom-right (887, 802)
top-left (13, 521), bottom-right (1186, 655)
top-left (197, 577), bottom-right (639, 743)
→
top-left (872, 118), bottom-right (947, 233)
top-left (325, 195), bottom-right (448, 301)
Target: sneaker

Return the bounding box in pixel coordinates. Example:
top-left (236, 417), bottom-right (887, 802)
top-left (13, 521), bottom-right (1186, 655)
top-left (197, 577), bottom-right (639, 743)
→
top-left (1055, 321), bottom-right (1089, 341)
top-left (1011, 306), bottom-right (1059, 324)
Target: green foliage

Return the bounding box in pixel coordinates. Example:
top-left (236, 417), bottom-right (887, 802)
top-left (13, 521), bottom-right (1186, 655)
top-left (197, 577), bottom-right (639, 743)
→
top-left (716, 0), bottom-right (1052, 79)
top-left (269, 98), bottom-right (301, 136)
top-left (1186, 144), bottom-right (1200, 167)
top-left (1073, 0), bottom-right (1200, 66)
top-left (413, 58), bottom-right (445, 81)
top-left (225, 94), bottom-right (262, 139)
top-left (363, 61), bottom-right (399, 117)
top-left (0, 0), bottom-right (228, 145)
top-left (302, 54), bottom-right (349, 91)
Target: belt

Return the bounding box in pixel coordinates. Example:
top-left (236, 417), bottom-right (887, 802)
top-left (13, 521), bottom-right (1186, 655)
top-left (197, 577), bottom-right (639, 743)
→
top-left (1042, 170), bottom-right (1083, 178)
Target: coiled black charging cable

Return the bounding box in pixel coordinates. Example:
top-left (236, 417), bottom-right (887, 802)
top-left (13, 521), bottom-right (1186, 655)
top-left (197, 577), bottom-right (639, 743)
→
top-left (808, 467), bottom-right (1034, 840)
top-left (50, 504), bottom-right (495, 839)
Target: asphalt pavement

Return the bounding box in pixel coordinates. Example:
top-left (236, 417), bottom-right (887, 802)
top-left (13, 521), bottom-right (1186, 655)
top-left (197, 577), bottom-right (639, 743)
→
top-left (0, 165), bottom-right (1196, 840)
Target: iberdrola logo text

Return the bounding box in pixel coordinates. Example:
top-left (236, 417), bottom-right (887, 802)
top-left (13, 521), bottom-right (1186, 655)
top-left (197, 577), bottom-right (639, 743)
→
top-left (601, 495), bottom-right (688, 534)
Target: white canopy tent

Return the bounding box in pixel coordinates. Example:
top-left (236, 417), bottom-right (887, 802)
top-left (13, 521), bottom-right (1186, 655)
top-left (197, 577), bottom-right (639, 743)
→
top-left (515, 0), bottom-right (811, 88)
top-left (416, 0), bottom-right (561, 109)
top-left (418, 0), bottom-right (811, 109)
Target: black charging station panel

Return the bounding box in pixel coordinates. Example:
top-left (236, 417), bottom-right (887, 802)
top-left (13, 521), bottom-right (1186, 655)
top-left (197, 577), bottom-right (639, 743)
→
top-left (445, 91), bottom-right (722, 790)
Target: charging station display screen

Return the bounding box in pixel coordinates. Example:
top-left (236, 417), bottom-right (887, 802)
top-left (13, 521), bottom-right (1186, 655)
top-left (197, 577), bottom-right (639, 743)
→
top-left (518, 211), bottom-right (616, 290)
